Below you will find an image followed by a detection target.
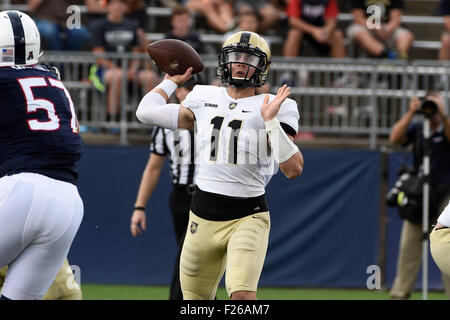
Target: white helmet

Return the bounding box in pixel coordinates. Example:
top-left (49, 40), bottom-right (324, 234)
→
top-left (0, 10), bottom-right (41, 66)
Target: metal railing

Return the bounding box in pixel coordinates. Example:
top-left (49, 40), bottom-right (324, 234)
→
top-left (40, 52), bottom-right (450, 148)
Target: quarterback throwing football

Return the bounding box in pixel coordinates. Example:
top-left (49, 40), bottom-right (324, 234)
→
top-left (136, 31), bottom-right (303, 300)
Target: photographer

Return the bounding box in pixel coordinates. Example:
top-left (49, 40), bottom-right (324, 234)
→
top-left (389, 92), bottom-right (450, 299)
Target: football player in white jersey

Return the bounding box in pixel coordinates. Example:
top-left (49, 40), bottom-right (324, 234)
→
top-left (136, 31), bottom-right (303, 300)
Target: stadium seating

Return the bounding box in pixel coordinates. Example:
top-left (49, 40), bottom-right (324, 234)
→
top-left (2, 1), bottom-right (445, 58)
top-left (3, 0), bottom-right (448, 148)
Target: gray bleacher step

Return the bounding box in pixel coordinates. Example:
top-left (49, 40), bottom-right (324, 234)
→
top-left (408, 24), bottom-right (443, 40)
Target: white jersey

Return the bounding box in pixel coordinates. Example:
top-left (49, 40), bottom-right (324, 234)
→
top-left (437, 200), bottom-right (450, 227)
top-left (182, 85), bottom-right (299, 197)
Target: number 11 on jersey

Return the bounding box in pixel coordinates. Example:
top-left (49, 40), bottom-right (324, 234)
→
top-left (210, 116), bottom-right (243, 165)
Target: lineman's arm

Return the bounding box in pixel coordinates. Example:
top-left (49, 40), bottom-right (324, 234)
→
top-left (136, 68), bottom-right (195, 131)
top-left (130, 153), bottom-right (166, 237)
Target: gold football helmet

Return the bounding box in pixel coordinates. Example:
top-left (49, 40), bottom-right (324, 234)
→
top-left (217, 31), bottom-right (271, 88)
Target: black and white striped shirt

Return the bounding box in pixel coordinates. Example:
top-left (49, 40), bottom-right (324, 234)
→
top-left (150, 127), bottom-right (197, 186)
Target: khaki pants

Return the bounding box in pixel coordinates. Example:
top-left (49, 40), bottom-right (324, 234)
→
top-left (430, 228), bottom-right (450, 279)
top-left (390, 220), bottom-right (450, 299)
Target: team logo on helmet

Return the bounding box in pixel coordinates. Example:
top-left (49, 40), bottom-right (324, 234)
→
top-left (190, 221), bottom-right (198, 234)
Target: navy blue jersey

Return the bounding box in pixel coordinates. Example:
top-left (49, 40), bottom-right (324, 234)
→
top-left (0, 65), bottom-right (83, 184)
top-left (286, 0), bottom-right (339, 27)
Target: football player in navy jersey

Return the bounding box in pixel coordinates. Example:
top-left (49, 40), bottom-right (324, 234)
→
top-left (0, 10), bottom-right (84, 300)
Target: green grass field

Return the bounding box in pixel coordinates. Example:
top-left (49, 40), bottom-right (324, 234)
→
top-left (81, 284), bottom-right (448, 300)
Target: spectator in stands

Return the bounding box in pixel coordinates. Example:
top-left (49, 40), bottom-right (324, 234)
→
top-left (223, 10), bottom-right (261, 41)
top-left (233, 0), bottom-right (282, 34)
top-left (347, 0), bottom-right (414, 59)
top-left (29, 0), bottom-right (91, 51)
top-left (282, 0), bottom-right (346, 59)
top-left (90, 0), bottom-right (158, 122)
top-left (164, 6), bottom-right (206, 54)
top-left (185, 0), bottom-right (235, 34)
top-left (85, 0), bottom-right (108, 29)
top-left (126, 0), bottom-right (149, 40)
top-left (439, 0), bottom-right (450, 61)
top-left (389, 93), bottom-right (450, 300)
top-left (126, 0), bottom-right (154, 71)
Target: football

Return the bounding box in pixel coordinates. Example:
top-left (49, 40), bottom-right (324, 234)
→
top-left (147, 39), bottom-right (204, 75)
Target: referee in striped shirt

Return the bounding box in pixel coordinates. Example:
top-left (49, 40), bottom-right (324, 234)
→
top-left (130, 77), bottom-right (200, 300)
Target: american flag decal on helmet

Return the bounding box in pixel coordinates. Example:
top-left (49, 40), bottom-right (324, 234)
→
top-left (2, 49), bottom-right (14, 63)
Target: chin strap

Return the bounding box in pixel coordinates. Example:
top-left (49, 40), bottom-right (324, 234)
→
top-left (228, 78), bottom-right (258, 89)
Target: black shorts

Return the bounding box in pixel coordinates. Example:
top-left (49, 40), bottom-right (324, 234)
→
top-left (190, 186), bottom-right (269, 221)
top-left (302, 33), bottom-right (331, 57)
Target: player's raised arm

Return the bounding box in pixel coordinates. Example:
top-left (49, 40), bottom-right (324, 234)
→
top-left (136, 68), bottom-right (195, 131)
top-left (261, 85), bottom-right (304, 179)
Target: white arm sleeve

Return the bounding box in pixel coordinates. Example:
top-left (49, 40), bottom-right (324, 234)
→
top-left (136, 91), bottom-right (180, 130)
top-left (265, 117), bottom-right (299, 163)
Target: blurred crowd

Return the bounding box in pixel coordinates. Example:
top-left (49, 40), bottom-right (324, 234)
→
top-left (6, 0), bottom-right (450, 118)
top-left (8, 0), bottom-right (450, 60)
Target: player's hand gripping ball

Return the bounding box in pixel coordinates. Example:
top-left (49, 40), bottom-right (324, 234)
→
top-left (147, 39), bottom-right (204, 75)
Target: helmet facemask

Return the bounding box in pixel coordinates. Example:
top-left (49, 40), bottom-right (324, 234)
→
top-left (218, 44), bottom-right (269, 89)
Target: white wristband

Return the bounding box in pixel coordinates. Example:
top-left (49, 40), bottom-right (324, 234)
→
top-left (155, 79), bottom-right (178, 98)
top-left (265, 118), bottom-right (299, 163)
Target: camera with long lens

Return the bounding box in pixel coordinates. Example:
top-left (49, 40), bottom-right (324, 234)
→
top-left (416, 97), bottom-right (438, 118)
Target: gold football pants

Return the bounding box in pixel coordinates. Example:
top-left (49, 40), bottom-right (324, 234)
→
top-left (180, 210), bottom-right (270, 300)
